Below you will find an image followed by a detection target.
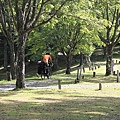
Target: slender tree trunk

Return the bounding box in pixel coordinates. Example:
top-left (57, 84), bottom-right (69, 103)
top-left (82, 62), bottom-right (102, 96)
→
top-left (79, 52), bottom-right (83, 66)
top-left (66, 53), bottom-right (72, 74)
top-left (16, 34), bottom-right (27, 88)
top-left (105, 44), bottom-right (113, 76)
top-left (4, 39), bottom-right (8, 71)
top-left (103, 46), bottom-right (106, 58)
top-left (9, 43), bottom-right (16, 79)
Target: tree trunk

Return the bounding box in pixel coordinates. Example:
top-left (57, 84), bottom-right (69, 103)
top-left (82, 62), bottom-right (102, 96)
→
top-left (4, 39), bottom-right (8, 71)
top-left (79, 52), bottom-right (83, 66)
top-left (9, 43), bottom-right (16, 79)
top-left (103, 46), bottom-right (106, 58)
top-left (16, 35), bottom-right (26, 89)
top-left (105, 44), bottom-right (113, 76)
top-left (66, 54), bottom-right (72, 74)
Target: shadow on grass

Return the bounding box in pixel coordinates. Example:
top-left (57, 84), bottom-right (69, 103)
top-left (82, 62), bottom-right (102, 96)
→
top-left (0, 92), bottom-right (120, 120)
top-left (81, 75), bottom-right (118, 83)
top-left (0, 91), bottom-right (17, 97)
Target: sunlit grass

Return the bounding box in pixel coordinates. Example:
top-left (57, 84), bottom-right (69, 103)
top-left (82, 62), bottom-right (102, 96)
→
top-left (0, 80), bottom-right (16, 84)
top-left (0, 85), bottom-right (120, 120)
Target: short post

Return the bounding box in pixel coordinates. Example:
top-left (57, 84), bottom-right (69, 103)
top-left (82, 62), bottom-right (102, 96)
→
top-left (93, 72), bottom-right (96, 77)
top-left (83, 66), bottom-right (85, 73)
top-left (117, 70), bottom-right (119, 82)
top-left (95, 66), bottom-right (97, 70)
top-left (99, 82), bottom-right (102, 90)
top-left (89, 65), bottom-right (91, 70)
top-left (6, 71), bottom-right (12, 81)
top-left (113, 71), bottom-right (115, 75)
top-left (58, 80), bottom-right (61, 89)
top-left (92, 67), bottom-right (94, 71)
top-left (98, 64), bottom-right (100, 68)
top-left (82, 75), bottom-right (84, 79)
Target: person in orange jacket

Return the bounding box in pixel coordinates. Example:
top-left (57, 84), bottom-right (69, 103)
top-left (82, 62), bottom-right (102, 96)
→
top-left (43, 52), bottom-right (52, 65)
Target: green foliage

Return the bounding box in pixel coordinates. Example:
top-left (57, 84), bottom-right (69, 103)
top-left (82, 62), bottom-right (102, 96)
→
top-left (92, 0), bottom-right (120, 39)
top-left (9, 0), bottom-right (119, 63)
top-left (26, 29), bottom-right (46, 61)
top-left (26, 0), bottom-right (105, 61)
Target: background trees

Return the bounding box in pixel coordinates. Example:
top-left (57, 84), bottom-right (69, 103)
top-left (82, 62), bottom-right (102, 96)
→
top-left (0, 0), bottom-right (69, 88)
top-left (27, 1), bottom-right (101, 74)
top-left (94, 0), bottom-right (120, 75)
top-left (0, 0), bottom-right (16, 79)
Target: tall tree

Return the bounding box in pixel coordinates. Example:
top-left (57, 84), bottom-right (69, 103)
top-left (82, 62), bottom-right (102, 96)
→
top-left (53, 19), bottom-right (84, 74)
top-left (0, 0), bottom-right (16, 79)
top-left (0, 0), bottom-right (69, 88)
top-left (94, 1), bottom-right (120, 76)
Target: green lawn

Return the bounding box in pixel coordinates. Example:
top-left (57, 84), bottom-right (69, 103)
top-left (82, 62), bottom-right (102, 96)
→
top-left (0, 83), bottom-right (120, 120)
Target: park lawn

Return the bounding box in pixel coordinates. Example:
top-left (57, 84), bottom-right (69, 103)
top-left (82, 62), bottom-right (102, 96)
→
top-left (0, 83), bottom-right (120, 120)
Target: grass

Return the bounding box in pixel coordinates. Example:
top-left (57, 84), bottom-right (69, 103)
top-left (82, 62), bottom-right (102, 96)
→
top-left (0, 85), bottom-right (120, 120)
top-left (0, 47), bottom-right (120, 120)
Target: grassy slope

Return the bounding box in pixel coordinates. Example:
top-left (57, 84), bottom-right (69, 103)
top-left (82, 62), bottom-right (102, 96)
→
top-left (0, 46), bottom-right (120, 120)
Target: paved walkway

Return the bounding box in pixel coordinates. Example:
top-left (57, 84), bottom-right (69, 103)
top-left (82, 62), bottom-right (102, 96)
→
top-left (0, 79), bottom-right (58, 91)
top-left (0, 79), bottom-right (120, 91)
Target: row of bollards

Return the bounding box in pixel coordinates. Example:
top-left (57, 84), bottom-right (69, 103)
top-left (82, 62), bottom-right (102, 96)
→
top-left (58, 79), bottom-right (103, 90)
top-left (6, 64), bottom-right (120, 90)
top-left (115, 60), bottom-right (120, 64)
top-left (92, 70), bottom-right (120, 82)
top-left (58, 61), bottom-right (120, 90)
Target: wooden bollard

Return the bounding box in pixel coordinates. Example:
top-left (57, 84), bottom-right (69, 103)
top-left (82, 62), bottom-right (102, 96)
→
top-left (93, 72), bottom-right (96, 77)
top-left (99, 82), bottom-right (102, 90)
top-left (6, 71), bottom-right (12, 81)
top-left (117, 70), bottom-right (119, 82)
top-left (95, 66), bottom-right (97, 70)
top-left (89, 66), bottom-right (91, 70)
top-left (83, 67), bottom-right (85, 73)
top-left (98, 64), bottom-right (100, 68)
top-left (92, 67), bottom-right (94, 71)
top-left (82, 75), bottom-right (84, 79)
top-left (113, 71), bottom-right (115, 75)
top-left (58, 80), bottom-right (61, 89)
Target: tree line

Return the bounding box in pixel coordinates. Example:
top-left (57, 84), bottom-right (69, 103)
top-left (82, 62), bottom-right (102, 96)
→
top-left (0, 0), bottom-right (120, 89)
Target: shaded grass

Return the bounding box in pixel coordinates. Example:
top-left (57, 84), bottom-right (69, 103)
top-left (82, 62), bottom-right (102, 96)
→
top-left (0, 87), bottom-right (120, 120)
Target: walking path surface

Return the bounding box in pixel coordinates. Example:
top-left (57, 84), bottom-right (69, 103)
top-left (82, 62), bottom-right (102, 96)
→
top-left (0, 79), bottom-right (120, 91)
